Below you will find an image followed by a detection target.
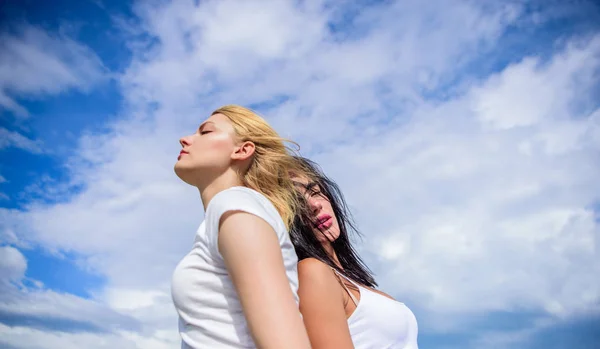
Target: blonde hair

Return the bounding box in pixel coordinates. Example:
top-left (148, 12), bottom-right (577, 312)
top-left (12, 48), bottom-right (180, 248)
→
top-left (212, 105), bottom-right (302, 229)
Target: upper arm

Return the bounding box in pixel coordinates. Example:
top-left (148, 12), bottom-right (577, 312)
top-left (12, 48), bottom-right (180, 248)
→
top-left (218, 211), bottom-right (310, 349)
top-left (298, 258), bottom-right (355, 349)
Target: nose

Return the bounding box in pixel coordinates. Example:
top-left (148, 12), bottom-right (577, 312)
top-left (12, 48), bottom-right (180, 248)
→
top-left (179, 135), bottom-right (191, 148)
top-left (307, 196), bottom-right (322, 215)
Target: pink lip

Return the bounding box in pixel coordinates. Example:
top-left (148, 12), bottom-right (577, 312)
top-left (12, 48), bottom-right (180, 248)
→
top-left (316, 214), bottom-right (332, 230)
top-left (177, 150), bottom-right (188, 160)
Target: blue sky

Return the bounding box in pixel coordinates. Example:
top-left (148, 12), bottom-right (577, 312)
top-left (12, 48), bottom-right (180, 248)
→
top-left (1, 0), bottom-right (599, 348)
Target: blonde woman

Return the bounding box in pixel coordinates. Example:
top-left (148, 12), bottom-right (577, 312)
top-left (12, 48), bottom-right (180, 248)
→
top-left (171, 105), bottom-right (311, 349)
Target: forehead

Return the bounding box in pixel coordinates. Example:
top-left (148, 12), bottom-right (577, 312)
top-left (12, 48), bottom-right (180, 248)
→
top-left (291, 174), bottom-right (310, 186)
top-left (203, 113), bottom-right (234, 130)
top-left (291, 175), bottom-right (319, 192)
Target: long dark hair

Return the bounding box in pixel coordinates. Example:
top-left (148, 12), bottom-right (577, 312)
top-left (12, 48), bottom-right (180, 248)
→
top-left (290, 156), bottom-right (377, 288)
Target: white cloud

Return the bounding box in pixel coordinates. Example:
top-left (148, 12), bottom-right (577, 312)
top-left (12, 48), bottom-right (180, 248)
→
top-left (2, 0), bottom-right (599, 348)
top-left (0, 246), bottom-right (27, 286)
top-left (313, 35), bottom-right (600, 322)
top-left (0, 288), bottom-right (141, 332)
top-left (0, 325), bottom-right (178, 349)
top-left (0, 25), bottom-right (106, 117)
top-left (0, 324), bottom-right (138, 349)
top-left (103, 288), bottom-right (168, 311)
top-left (0, 127), bottom-right (42, 153)
top-left (472, 37), bottom-right (600, 130)
top-left (0, 246), bottom-right (171, 349)
top-left (0, 209), bottom-right (30, 247)
top-left (0, 246), bottom-right (142, 336)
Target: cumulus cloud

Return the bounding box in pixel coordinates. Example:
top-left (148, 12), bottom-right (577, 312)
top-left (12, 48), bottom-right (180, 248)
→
top-left (2, 0), bottom-right (599, 348)
top-left (0, 246), bottom-right (27, 286)
top-left (305, 36), bottom-right (600, 339)
top-left (472, 38), bottom-right (600, 130)
top-left (0, 245), bottom-right (142, 336)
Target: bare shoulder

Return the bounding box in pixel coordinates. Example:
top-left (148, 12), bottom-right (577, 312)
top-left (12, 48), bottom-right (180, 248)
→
top-left (297, 258), bottom-right (348, 339)
top-left (298, 258), bottom-right (338, 289)
top-left (298, 258), bottom-right (332, 274)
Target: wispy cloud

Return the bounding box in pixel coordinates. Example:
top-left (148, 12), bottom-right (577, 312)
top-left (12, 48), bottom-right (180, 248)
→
top-left (0, 175), bottom-right (8, 201)
top-left (0, 127), bottom-right (42, 153)
top-left (0, 25), bottom-right (107, 118)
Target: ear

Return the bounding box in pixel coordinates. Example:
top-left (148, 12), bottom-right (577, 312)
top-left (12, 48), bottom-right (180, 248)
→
top-left (231, 141), bottom-right (256, 161)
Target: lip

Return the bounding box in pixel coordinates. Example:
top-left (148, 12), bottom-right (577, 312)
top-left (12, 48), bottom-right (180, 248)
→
top-left (177, 150), bottom-right (188, 160)
top-left (316, 214), bottom-right (332, 230)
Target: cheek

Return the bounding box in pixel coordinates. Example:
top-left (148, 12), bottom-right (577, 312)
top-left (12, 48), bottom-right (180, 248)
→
top-left (194, 136), bottom-right (234, 163)
top-left (314, 230), bottom-right (332, 242)
top-left (331, 216), bottom-right (340, 231)
top-left (328, 219), bottom-right (341, 240)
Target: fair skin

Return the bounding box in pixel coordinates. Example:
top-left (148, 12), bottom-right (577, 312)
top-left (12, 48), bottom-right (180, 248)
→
top-left (293, 176), bottom-right (395, 349)
top-left (175, 113), bottom-right (310, 349)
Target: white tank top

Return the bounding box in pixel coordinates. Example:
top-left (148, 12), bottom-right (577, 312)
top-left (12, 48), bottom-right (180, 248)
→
top-left (335, 271), bottom-right (419, 349)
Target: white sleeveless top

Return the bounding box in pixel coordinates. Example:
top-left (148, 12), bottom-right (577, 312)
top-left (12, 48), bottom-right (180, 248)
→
top-left (336, 271), bottom-right (419, 349)
top-left (171, 187), bottom-right (300, 348)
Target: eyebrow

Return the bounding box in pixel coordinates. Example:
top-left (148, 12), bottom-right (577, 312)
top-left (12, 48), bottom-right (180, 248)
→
top-left (306, 182), bottom-right (318, 191)
top-left (198, 120), bottom-right (215, 130)
top-left (292, 180), bottom-right (318, 192)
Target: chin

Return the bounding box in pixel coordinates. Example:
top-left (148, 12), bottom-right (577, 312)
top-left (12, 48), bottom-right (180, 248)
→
top-left (316, 231), bottom-right (340, 243)
top-left (174, 163), bottom-right (195, 186)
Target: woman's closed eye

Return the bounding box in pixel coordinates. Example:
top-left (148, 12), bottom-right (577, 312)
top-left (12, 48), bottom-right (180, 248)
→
top-left (309, 189), bottom-right (321, 197)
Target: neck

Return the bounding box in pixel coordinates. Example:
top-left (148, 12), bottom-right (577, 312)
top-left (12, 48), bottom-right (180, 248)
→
top-left (323, 241), bottom-right (342, 268)
top-left (198, 169), bottom-right (244, 210)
